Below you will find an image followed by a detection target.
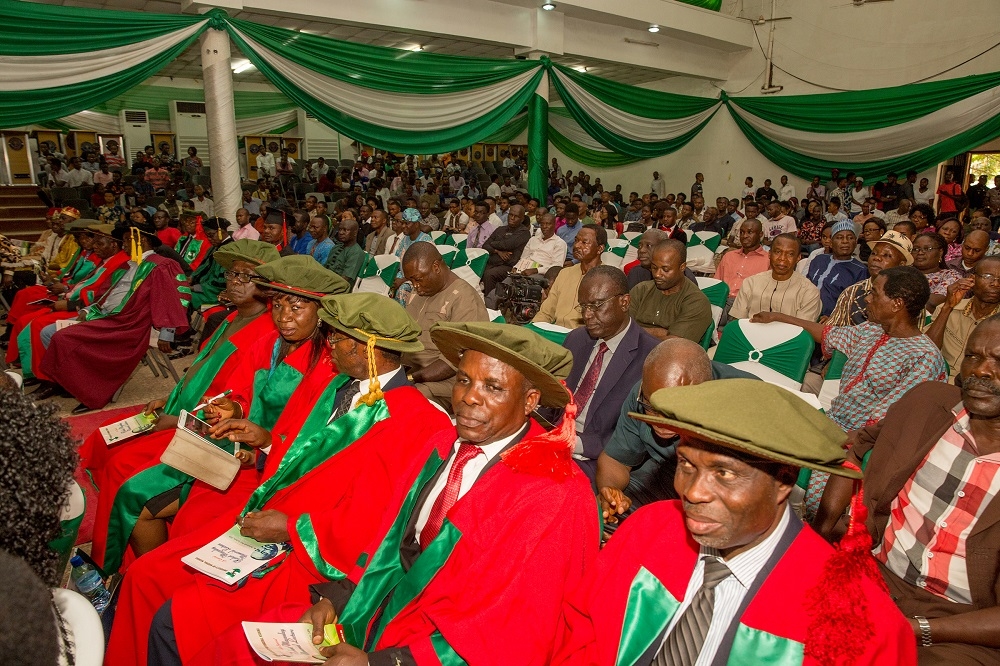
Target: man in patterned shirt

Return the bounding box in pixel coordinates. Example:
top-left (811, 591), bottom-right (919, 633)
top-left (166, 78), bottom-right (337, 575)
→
top-left (818, 316), bottom-right (1000, 665)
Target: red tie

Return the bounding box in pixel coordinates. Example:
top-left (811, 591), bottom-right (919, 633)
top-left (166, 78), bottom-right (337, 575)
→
top-left (420, 443), bottom-right (483, 549)
top-left (388, 235), bottom-right (399, 255)
top-left (574, 342), bottom-right (608, 413)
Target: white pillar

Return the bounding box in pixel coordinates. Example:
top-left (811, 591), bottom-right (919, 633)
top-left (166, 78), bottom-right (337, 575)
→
top-left (199, 26), bottom-right (241, 222)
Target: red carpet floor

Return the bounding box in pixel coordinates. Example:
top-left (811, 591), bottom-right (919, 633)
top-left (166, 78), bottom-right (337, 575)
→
top-left (64, 404), bottom-right (144, 545)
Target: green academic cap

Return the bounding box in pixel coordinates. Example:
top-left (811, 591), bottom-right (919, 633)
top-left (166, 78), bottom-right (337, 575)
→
top-left (431, 321), bottom-right (573, 408)
top-left (252, 254), bottom-right (349, 300)
top-left (213, 239), bottom-right (280, 270)
top-left (319, 293), bottom-right (423, 354)
top-left (631, 379), bottom-right (860, 479)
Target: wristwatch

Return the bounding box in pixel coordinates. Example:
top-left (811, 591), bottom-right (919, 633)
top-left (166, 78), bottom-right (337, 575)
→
top-left (913, 616), bottom-right (933, 647)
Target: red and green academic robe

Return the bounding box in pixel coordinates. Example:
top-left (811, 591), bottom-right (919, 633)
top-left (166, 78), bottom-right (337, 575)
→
top-left (550, 500), bottom-right (917, 666)
top-left (6, 250), bottom-right (127, 371)
top-left (4, 248), bottom-right (98, 328)
top-left (85, 312), bottom-right (277, 576)
top-left (175, 230), bottom-right (211, 272)
top-left (193, 421), bottom-right (601, 666)
top-left (167, 385), bottom-right (452, 662)
top-left (105, 343), bottom-right (338, 666)
top-left (41, 253), bottom-right (190, 409)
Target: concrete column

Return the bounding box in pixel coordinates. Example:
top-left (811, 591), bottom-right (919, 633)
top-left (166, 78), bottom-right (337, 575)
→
top-left (199, 26), bottom-right (241, 222)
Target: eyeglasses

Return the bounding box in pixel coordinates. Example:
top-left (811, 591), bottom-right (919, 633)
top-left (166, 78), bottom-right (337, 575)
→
top-left (911, 246), bottom-right (941, 254)
top-left (976, 273), bottom-right (1000, 284)
top-left (636, 394), bottom-right (663, 418)
top-left (224, 271), bottom-right (255, 284)
top-left (574, 293), bottom-right (625, 314)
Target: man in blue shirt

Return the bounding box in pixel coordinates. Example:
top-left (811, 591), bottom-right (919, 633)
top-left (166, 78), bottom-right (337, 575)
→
top-left (288, 210), bottom-right (312, 255)
top-left (556, 201), bottom-right (583, 264)
top-left (304, 214), bottom-right (336, 265)
top-left (806, 220), bottom-right (868, 317)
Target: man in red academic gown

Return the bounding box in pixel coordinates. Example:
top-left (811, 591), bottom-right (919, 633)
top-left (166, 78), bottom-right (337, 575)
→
top-left (138, 293), bottom-right (453, 664)
top-left (35, 221), bottom-right (190, 412)
top-left (550, 379), bottom-right (917, 666)
top-left (191, 321), bottom-right (600, 666)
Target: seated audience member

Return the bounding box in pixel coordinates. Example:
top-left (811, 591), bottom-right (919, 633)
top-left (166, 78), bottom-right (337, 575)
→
top-left (729, 234), bottom-right (822, 321)
top-left (937, 217), bottom-right (964, 262)
top-left (533, 224), bottom-right (605, 329)
top-left (441, 198), bottom-right (469, 232)
top-left (287, 210), bottom-right (313, 255)
top-left (552, 266), bottom-right (658, 481)
top-left (390, 208), bottom-right (432, 303)
top-left (401, 242), bottom-right (488, 410)
top-left (556, 201), bottom-right (584, 261)
top-left (305, 215), bottom-right (336, 265)
top-left (259, 208), bottom-right (296, 256)
top-left (911, 232), bottom-right (963, 311)
top-left (807, 220), bottom-right (868, 318)
top-left (892, 219), bottom-right (917, 242)
top-left (629, 239), bottom-right (712, 342)
top-left (324, 217), bottom-right (366, 285)
top-left (33, 222), bottom-right (190, 413)
top-left (27, 207), bottom-right (79, 277)
top-left (216, 322), bottom-right (598, 666)
top-left (511, 212), bottom-right (566, 279)
top-left (756, 266), bottom-right (947, 516)
top-left (624, 229), bottom-right (667, 287)
top-left (817, 318), bottom-right (1000, 665)
top-left (188, 217), bottom-right (232, 309)
top-left (362, 208), bottom-right (391, 255)
top-left (946, 229), bottom-right (991, 277)
top-left (827, 229), bottom-right (912, 327)
top-left (597, 340), bottom-right (757, 526)
top-left (689, 206), bottom-right (722, 235)
top-left (153, 209), bottom-right (181, 248)
top-left (482, 204), bottom-right (531, 297)
top-left (174, 211), bottom-right (211, 270)
top-left (654, 202), bottom-right (687, 243)
top-left (798, 222), bottom-right (834, 276)
top-left (925, 256), bottom-right (1000, 382)
top-left (763, 200), bottom-right (797, 242)
top-left (464, 202), bottom-right (495, 250)
top-left (798, 199), bottom-right (826, 251)
top-left (159, 189), bottom-right (184, 222)
top-left (552, 380), bottom-right (916, 666)
top-left (231, 207), bottom-right (259, 241)
top-left (909, 202), bottom-right (936, 233)
top-left (858, 217), bottom-right (887, 262)
top-left (714, 218), bottom-right (768, 300)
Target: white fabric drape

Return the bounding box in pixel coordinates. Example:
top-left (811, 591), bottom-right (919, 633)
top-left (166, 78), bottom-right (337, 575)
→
top-left (549, 111), bottom-right (616, 152)
top-left (233, 28), bottom-right (539, 132)
top-left (0, 21), bottom-right (207, 92)
top-left (730, 83), bottom-right (1000, 161)
top-left (551, 69), bottom-right (722, 143)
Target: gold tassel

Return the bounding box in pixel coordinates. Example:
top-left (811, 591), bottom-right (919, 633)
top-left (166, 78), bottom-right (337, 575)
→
top-left (130, 228), bottom-right (143, 264)
top-left (355, 334), bottom-right (384, 407)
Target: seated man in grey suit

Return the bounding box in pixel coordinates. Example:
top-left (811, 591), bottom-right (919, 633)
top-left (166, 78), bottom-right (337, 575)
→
top-left (550, 265), bottom-right (660, 483)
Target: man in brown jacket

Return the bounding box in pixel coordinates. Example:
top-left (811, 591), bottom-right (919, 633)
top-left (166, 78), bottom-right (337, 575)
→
top-left (818, 315), bottom-right (1000, 665)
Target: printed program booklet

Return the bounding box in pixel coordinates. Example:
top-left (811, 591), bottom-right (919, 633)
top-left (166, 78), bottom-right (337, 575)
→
top-left (100, 411), bottom-right (158, 445)
top-left (181, 524), bottom-right (289, 586)
top-left (242, 622), bottom-right (345, 663)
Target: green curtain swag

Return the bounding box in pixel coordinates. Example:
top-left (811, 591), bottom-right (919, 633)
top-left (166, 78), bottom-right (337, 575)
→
top-left (482, 113), bottom-right (528, 144)
top-left (548, 124), bottom-right (645, 168)
top-left (528, 93), bottom-right (549, 202)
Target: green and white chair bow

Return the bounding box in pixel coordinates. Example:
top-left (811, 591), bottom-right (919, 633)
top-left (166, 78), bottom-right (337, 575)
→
top-left (431, 230), bottom-right (453, 246)
top-left (622, 231), bottom-right (643, 248)
top-left (818, 350), bottom-right (848, 411)
top-left (450, 247), bottom-right (489, 293)
top-left (487, 309), bottom-right (506, 323)
top-left (450, 233), bottom-right (468, 250)
top-left (524, 321), bottom-right (572, 345)
top-left (437, 246), bottom-right (459, 266)
top-left (601, 238), bottom-right (630, 269)
top-left (714, 320), bottom-right (815, 390)
top-left (686, 231), bottom-right (721, 275)
top-left (50, 480), bottom-right (86, 577)
top-left (696, 277), bottom-right (730, 349)
top-left (355, 253), bottom-right (400, 296)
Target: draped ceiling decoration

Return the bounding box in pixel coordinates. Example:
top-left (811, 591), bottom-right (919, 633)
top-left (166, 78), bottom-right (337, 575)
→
top-left (1, 0), bottom-right (999, 194)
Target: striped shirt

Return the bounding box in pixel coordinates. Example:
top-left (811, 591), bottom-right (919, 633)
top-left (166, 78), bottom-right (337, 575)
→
top-left (875, 403), bottom-right (1000, 604)
top-left (660, 507), bottom-right (791, 665)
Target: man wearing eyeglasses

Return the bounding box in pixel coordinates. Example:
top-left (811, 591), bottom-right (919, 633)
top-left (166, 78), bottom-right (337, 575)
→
top-left (546, 265), bottom-right (659, 483)
top-left (925, 256), bottom-right (1000, 382)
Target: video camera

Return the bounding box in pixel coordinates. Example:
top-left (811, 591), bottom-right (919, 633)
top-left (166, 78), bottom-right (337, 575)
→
top-left (495, 273), bottom-right (548, 325)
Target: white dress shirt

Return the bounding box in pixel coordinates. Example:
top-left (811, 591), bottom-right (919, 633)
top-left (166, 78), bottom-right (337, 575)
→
top-left (256, 152), bottom-right (276, 177)
top-left (191, 196), bottom-right (215, 217)
top-left (414, 423), bottom-right (528, 542)
top-left (660, 506), bottom-right (792, 666)
top-left (65, 167), bottom-right (93, 188)
top-left (514, 234), bottom-right (568, 274)
top-left (325, 367), bottom-right (403, 425)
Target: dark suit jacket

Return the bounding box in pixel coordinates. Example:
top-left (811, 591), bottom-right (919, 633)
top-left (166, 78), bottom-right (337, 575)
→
top-left (853, 381), bottom-right (1000, 611)
top-left (550, 319), bottom-right (659, 480)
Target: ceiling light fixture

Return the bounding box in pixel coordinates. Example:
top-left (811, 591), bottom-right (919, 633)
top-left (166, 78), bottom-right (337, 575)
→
top-left (542, 2), bottom-right (556, 10)
top-left (231, 60), bottom-right (255, 74)
top-left (573, 65), bottom-right (588, 73)
top-left (648, 24), bottom-right (660, 32)
top-left (411, 45), bottom-right (424, 51)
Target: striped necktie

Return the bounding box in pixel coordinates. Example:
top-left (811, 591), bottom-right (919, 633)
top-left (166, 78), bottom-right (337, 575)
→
top-left (653, 556), bottom-right (732, 666)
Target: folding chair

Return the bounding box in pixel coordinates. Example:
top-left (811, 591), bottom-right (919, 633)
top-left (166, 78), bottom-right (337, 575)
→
top-left (306, 191), bottom-right (326, 202)
top-left (686, 231), bottom-right (721, 275)
top-left (450, 247), bottom-right (489, 293)
top-left (713, 320), bottom-right (815, 391)
top-left (696, 277), bottom-right (730, 349)
top-left (354, 253), bottom-right (399, 296)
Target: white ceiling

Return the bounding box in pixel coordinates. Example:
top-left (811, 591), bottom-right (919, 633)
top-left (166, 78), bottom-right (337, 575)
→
top-left (32, 0), bottom-right (672, 87)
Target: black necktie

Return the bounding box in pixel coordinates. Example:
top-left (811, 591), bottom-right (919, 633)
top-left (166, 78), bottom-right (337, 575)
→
top-left (330, 380), bottom-right (361, 422)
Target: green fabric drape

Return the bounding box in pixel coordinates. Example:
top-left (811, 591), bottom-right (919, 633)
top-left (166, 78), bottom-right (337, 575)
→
top-left (727, 103), bottom-right (1000, 181)
top-left (528, 92), bottom-right (549, 203)
top-left (0, 1), bottom-right (205, 56)
top-left (481, 113), bottom-right (528, 143)
top-left (227, 22), bottom-right (544, 154)
top-left (89, 85), bottom-right (295, 121)
top-left (548, 124), bottom-right (644, 168)
top-left (227, 18), bottom-right (538, 94)
top-left (727, 71), bottom-right (1000, 133)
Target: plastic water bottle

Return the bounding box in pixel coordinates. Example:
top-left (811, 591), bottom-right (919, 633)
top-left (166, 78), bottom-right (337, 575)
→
top-left (69, 555), bottom-right (110, 615)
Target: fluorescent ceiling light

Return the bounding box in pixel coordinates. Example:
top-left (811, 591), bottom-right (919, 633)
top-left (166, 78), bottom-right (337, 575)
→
top-left (231, 59), bottom-right (255, 74)
top-left (542, 2), bottom-right (556, 10)
top-left (411, 45), bottom-right (424, 52)
top-left (648, 25), bottom-right (660, 32)
top-left (573, 65), bottom-right (588, 73)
